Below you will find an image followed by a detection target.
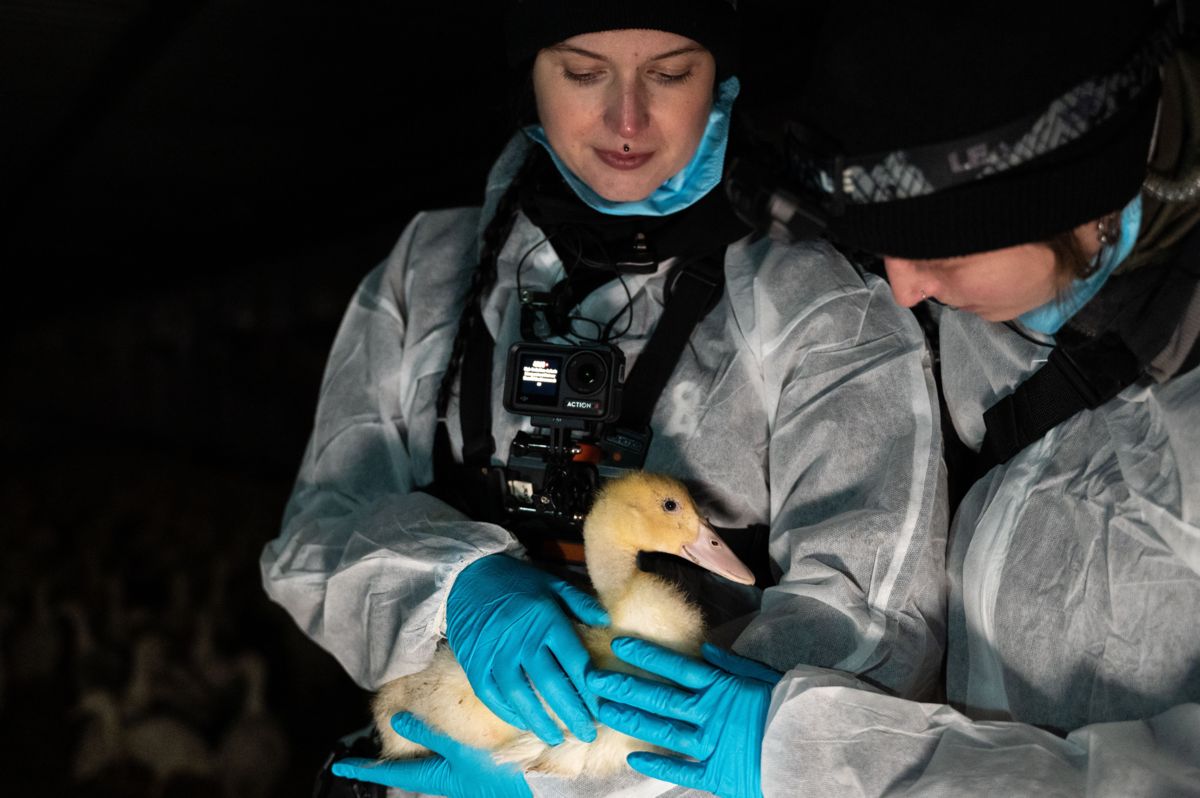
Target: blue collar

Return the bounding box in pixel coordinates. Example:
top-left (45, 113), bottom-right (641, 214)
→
top-left (523, 76), bottom-right (740, 217)
top-left (1018, 193), bottom-right (1143, 335)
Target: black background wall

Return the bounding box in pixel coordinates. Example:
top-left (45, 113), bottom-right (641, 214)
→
top-left (0, 1), bottom-right (813, 794)
top-left (2, 3), bottom-right (512, 794)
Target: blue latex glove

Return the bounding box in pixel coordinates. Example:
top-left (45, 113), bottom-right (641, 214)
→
top-left (333, 711), bottom-right (531, 798)
top-left (586, 638), bottom-right (783, 798)
top-left (446, 553), bottom-right (610, 745)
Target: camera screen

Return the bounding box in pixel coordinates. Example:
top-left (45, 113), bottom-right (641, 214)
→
top-left (517, 353), bottom-right (561, 407)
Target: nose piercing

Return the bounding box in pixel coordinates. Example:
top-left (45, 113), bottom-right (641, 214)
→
top-left (623, 143), bottom-right (630, 153)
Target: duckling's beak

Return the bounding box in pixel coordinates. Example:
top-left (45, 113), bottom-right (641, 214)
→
top-left (681, 521), bottom-right (756, 585)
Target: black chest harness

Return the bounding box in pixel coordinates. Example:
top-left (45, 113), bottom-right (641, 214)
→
top-left (979, 222), bottom-right (1200, 470)
top-left (422, 155), bottom-right (776, 587)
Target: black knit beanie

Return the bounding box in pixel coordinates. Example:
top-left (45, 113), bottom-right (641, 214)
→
top-left (793, 1), bottom-right (1164, 258)
top-left (504, 0), bottom-right (740, 79)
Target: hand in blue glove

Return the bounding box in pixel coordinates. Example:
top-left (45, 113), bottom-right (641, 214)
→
top-left (586, 637), bottom-right (783, 798)
top-left (332, 711), bottom-right (531, 798)
top-left (446, 553), bottom-right (610, 746)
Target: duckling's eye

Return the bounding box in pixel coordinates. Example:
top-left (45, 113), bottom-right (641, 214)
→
top-left (662, 498), bottom-right (679, 513)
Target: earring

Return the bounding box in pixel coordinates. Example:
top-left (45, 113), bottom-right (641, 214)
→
top-left (1097, 212), bottom-right (1121, 246)
top-left (1083, 212), bottom-right (1121, 278)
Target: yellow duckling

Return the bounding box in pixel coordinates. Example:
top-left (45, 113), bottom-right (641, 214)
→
top-left (371, 471), bottom-right (755, 778)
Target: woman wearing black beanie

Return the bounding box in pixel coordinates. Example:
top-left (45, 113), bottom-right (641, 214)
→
top-left (265, 1), bottom-right (951, 796)
top-left (591, 1), bottom-right (1200, 794)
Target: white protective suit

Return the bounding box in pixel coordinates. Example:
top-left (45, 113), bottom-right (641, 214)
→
top-left (762, 306), bottom-right (1200, 796)
top-left (261, 136), bottom-right (949, 796)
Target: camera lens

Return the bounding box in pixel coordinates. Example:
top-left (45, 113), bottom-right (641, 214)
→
top-left (565, 352), bottom-right (607, 395)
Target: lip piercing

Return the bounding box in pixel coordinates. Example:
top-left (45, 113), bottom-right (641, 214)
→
top-left (623, 143), bottom-right (630, 153)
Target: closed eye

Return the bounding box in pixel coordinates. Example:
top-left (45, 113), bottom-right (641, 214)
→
top-left (652, 69), bottom-right (693, 85)
top-left (563, 68), bottom-right (603, 84)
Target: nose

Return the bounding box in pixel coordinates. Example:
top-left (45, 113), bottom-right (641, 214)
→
top-left (604, 80), bottom-right (650, 139)
top-left (882, 257), bottom-right (930, 308)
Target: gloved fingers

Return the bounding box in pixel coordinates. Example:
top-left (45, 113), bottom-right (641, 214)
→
top-left (548, 577), bottom-right (610, 627)
top-left (700, 643), bottom-right (783, 685)
top-left (543, 615), bottom-right (601, 718)
top-left (610, 636), bottom-right (718, 690)
top-left (597, 700), bottom-right (710, 760)
top-left (332, 754), bottom-right (448, 792)
top-left (493, 658), bottom-right (566, 745)
top-left (625, 751), bottom-right (710, 793)
top-left (529, 645), bottom-right (597, 742)
top-left (389, 711), bottom-right (463, 758)
top-left (587, 668), bottom-right (705, 724)
top-left (473, 673), bottom-right (531, 733)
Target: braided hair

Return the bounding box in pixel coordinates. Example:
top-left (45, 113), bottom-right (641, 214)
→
top-left (435, 151), bottom-right (536, 419)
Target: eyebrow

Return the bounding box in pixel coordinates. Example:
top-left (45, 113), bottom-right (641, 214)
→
top-left (548, 44), bottom-right (705, 62)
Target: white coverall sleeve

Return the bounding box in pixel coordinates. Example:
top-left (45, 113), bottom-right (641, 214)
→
top-left (762, 667), bottom-right (1200, 797)
top-left (733, 253), bottom-right (948, 700)
top-left (260, 213), bottom-right (523, 690)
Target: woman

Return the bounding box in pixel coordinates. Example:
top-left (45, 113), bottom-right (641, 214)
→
top-left (262, 2), bottom-right (947, 795)
top-left (589, 2), bottom-right (1200, 795)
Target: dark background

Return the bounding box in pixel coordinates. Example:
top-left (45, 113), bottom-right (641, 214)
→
top-left (0, 1), bottom-right (810, 795)
top-left (2, 3), bottom-right (512, 794)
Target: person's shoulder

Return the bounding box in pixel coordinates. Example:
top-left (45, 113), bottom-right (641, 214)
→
top-left (731, 235), bottom-right (874, 306)
top-left (377, 207), bottom-right (483, 275)
top-left (727, 234), bottom-right (927, 345)
top-left (402, 207), bottom-right (484, 253)
top-left (348, 206), bottom-right (485, 311)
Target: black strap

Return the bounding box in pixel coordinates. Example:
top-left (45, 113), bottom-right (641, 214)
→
top-left (425, 306), bottom-right (498, 522)
top-left (425, 253), bottom-right (729, 547)
top-left (981, 333), bottom-right (1141, 465)
top-left (459, 306), bottom-right (496, 466)
top-left (618, 255), bottom-right (726, 429)
top-left (980, 223), bottom-right (1200, 468)
top-left (449, 254), bottom-right (727, 473)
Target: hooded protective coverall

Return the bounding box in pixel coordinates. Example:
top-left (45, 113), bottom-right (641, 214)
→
top-left (261, 136), bottom-right (948, 795)
top-left (760, 306), bottom-right (1200, 795)
top-left (757, 42), bottom-right (1200, 795)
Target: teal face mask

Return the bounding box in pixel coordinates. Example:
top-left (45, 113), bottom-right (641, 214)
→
top-left (1018, 193), bottom-right (1143, 335)
top-left (523, 76), bottom-right (740, 217)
